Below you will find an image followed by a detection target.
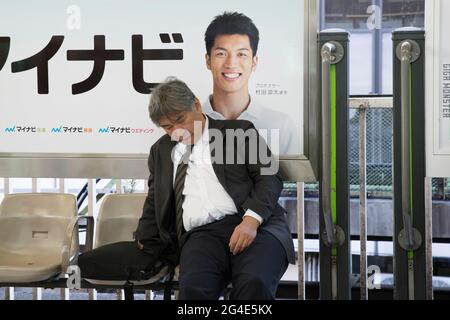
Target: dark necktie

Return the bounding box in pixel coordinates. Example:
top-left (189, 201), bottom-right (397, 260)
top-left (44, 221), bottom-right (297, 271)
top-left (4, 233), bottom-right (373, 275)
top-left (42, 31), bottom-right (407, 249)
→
top-left (174, 145), bottom-right (192, 243)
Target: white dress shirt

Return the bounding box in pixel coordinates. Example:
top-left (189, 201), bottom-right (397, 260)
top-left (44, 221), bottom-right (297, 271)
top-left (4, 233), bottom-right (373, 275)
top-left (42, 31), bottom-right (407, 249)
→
top-left (172, 115), bottom-right (263, 232)
top-left (203, 95), bottom-right (301, 155)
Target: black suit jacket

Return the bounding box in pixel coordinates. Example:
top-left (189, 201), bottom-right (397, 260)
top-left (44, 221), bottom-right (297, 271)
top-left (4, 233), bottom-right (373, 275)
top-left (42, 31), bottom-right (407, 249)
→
top-left (135, 116), bottom-right (295, 265)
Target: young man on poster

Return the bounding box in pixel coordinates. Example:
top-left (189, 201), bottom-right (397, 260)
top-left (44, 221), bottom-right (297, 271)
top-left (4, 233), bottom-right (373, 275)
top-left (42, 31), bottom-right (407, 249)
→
top-left (202, 12), bottom-right (301, 155)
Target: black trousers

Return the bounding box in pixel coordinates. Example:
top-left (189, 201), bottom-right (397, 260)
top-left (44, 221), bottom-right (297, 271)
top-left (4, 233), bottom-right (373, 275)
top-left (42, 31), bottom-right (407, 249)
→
top-left (78, 241), bottom-right (157, 281)
top-left (179, 215), bottom-right (288, 300)
top-left (78, 215), bottom-right (288, 299)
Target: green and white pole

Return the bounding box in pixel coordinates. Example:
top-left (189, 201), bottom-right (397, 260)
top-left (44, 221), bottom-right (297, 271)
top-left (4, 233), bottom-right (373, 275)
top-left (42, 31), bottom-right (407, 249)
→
top-left (319, 30), bottom-right (350, 300)
top-left (393, 28), bottom-right (430, 300)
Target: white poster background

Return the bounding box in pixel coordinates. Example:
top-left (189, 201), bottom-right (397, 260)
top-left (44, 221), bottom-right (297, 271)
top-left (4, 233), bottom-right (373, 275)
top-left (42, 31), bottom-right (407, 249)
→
top-left (425, 0), bottom-right (450, 177)
top-left (0, 0), bottom-right (304, 156)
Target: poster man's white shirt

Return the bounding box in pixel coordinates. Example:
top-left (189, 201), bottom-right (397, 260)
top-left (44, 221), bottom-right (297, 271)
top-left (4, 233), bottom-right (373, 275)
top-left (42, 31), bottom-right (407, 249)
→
top-left (203, 95), bottom-right (301, 155)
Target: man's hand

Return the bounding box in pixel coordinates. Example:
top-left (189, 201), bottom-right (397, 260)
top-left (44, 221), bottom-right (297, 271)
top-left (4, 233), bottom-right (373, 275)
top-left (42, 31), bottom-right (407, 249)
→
top-left (229, 216), bottom-right (260, 255)
top-left (137, 240), bottom-right (144, 250)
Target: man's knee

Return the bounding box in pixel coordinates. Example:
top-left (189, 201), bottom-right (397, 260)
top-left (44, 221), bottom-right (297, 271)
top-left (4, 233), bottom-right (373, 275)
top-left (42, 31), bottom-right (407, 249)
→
top-left (232, 273), bottom-right (274, 299)
top-left (178, 273), bottom-right (222, 300)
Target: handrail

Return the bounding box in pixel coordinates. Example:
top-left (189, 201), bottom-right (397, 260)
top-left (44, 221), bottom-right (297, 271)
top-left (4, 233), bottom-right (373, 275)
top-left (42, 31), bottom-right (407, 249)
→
top-left (321, 41), bottom-right (344, 246)
top-left (321, 42), bottom-right (336, 245)
top-left (396, 39), bottom-right (421, 251)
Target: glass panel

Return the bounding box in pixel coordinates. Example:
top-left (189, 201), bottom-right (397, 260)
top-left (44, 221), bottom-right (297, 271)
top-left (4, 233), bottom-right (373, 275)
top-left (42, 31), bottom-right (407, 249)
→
top-left (349, 33), bottom-right (373, 94)
top-left (381, 31), bottom-right (393, 93)
top-left (323, 0), bottom-right (424, 30)
top-left (383, 0), bottom-right (424, 29)
top-left (323, 0), bottom-right (424, 95)
top-left (323, 0), bottom-right (373, 30)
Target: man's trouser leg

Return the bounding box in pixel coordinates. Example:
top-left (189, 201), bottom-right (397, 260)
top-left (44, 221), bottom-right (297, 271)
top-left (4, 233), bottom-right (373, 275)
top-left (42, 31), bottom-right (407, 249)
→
top-left (78, 241), bottom-right (156, 280)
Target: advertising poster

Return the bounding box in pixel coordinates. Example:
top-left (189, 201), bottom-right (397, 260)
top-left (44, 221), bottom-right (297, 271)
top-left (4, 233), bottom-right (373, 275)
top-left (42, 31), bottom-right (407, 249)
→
top-left (0, 0), bottom-right (305, 157)
top-left (426, 0), bottom-right (450, 177)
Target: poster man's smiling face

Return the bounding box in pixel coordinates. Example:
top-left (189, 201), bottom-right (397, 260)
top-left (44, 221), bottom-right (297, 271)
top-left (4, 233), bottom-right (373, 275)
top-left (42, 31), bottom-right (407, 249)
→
top-left (206, 34), bottom-right (258, 95)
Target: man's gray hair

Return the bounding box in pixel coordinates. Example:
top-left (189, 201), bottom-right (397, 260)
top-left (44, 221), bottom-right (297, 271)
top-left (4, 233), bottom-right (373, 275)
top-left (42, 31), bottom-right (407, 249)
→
top-left (148, 77), bottom-right (196, 125)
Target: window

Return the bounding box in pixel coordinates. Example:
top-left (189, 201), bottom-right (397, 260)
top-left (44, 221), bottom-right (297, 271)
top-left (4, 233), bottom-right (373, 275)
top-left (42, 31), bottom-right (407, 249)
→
top-left (321, 0), bottom-right (424, 95)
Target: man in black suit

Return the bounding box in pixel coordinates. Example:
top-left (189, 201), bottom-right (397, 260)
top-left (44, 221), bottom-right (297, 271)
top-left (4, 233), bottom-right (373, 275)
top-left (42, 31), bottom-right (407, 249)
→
top-left (78, 78), bottom-right (294, 299)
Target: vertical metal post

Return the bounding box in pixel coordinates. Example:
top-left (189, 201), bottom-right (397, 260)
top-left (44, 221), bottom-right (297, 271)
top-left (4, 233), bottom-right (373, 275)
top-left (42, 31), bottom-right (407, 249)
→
top-left (88, 179), bottom-right (97, 219)
top-left (31, 178), bottom-right (43, 300)
top-left (87, 179), bottom-right (97, 301)
top-left (359, 104), bottom-right (368, 300)
top-left (59, 178), bottom-right (70, 300)
top-left (117, 289), bottom-right (124, 300)
top-left (31, 178), bottom-right (38, 193)
top-left (32, 287), bottom-right (42, 300)
top-left (144, 179), bottom-right (149, 193)
top-left (116, 179), bottom-right (124, 302)
top-left (5, 287), bottom-right (14, 300)
top-left (59, 178), bottom-right (67, 193)
top-left (393, 28), bottom-right (428, 299)
top-left (145, 290), bottom-right (153, 300)
top-left (88, 289), bottom-right (97, 300)
top-left (372, 0), bottom-right (383, 94)
top-left (305, 0), bottom-right (321, 180)
top-left (2, 179), bottom-right (14, 300)
top-left (3, 178), bottom-right (10, 195)
top-left (115, 177), bottom-right (123, 299)
top-left (319, 0), bottom-right (326, 30)
top-left (116, 179), bottom-right (122, 194)
top-left (3, 178), bottom-right (9, 195)
top-left (59, 287), bottom-right (69, 300)
top-left (297, 182), bottom-right (305, 300)
top-left (424, 177), bottom-right (434, 300)
top-left (319, 29), bottom-right (350, 300)
top-left (116, 170), bottom-right (125, 308)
